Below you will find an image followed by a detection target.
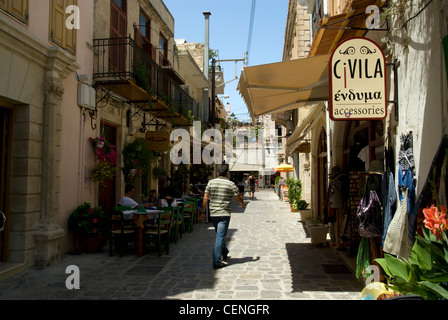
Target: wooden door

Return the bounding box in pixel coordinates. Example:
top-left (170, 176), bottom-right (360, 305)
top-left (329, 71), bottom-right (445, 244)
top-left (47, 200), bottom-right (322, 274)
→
top-left (0, 106), bottom-right (12, 262)
top-left (317, 129), bottom-right (327, 221)
top-left (110, 0), bottom-right (127, 74)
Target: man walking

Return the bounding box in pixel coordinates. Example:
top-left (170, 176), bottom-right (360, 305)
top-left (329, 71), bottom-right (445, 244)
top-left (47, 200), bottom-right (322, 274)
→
top-left (248, 175), bottom-right (256, 200)
top-left (201, 164), bottom-right (246, 269)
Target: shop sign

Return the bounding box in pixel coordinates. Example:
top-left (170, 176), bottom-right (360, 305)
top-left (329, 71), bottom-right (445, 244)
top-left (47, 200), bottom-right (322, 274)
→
top-left (145, 131), bottom-right (170, 151)
top-left (329, 37), bottom-right (387, 121)
top-left (295, 142), bottom-right (311, 153)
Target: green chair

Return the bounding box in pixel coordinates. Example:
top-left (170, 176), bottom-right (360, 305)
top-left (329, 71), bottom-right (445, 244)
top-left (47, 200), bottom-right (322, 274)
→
top-left (187, 196), bottom-right (203, 223)
top-left (181, 200), bottom-right (196, 233)
top-left (156, 206), bottom-right (182, 244)
top-left (145, 210), bottom-right (174, 256)
top-left (109, 206), bottom-right (137, 257)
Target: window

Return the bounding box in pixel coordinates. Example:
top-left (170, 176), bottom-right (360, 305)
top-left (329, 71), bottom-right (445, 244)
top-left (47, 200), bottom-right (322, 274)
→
top-left (50, 0), bottom-right (77, 55)
top-left (137, 10), bottom-right (154, 58)
top-left (0, 0), bottom-right (28, 24)
top-left (159, 34), bottom-right (169, 66)
top-left (139, 12), bottom-right (149, 39)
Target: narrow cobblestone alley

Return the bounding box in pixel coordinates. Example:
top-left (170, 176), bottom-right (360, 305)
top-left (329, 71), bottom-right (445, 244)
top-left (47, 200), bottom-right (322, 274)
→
top-left (0, 189), bottom-right (362, 301)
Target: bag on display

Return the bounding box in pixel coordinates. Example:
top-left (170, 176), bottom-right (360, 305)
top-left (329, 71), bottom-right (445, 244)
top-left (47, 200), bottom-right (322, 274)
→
top-left (357, 190), bottom-right (383, 238)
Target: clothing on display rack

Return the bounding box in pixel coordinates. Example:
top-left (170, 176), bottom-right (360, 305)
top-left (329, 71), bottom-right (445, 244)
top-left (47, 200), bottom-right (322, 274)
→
top-left (381, 171), bottom-right (397, 245)
top-left (398, 131), bottom-right (416, 177)
top-left (398, 164), bottom-right (416, 241)
top-left (383, 188), bottom-right (412, 260)
top-left (397, 131), bottom-right (416, 241)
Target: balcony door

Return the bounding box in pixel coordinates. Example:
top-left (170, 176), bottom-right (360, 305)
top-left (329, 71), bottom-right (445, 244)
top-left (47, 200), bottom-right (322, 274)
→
top-left (110, 0), bottom-right (127, 74)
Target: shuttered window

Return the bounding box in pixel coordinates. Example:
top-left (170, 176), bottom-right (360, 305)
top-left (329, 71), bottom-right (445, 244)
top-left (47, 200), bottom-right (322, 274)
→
top-left (0, 0), bottom-right (28, 25)
top-left (50, 0), bottom-right (77, 55)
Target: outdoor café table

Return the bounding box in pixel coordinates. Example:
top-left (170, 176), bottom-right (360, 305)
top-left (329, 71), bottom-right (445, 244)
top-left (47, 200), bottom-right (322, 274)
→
top-left (123, 209), bottom-right (164, 256)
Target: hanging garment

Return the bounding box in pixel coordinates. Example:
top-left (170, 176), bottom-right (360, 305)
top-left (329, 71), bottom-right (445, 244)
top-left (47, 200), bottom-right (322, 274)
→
top-left (398, 131), bottom-right (416, 177)
top-left (383, 188), bottom-right (412, 260)
top-left (398, 164), bottom-right (416, 241)
top-left (381, 171), bottom-right (397, 246)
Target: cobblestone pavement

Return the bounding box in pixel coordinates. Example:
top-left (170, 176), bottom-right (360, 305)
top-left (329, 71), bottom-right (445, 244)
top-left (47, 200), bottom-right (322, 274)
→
top-left (0, 189), bottom-right (363, 300)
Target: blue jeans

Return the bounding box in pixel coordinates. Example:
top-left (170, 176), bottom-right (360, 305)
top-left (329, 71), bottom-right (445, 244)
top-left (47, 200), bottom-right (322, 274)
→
top-left (211, 216), bottom-right (230, 266)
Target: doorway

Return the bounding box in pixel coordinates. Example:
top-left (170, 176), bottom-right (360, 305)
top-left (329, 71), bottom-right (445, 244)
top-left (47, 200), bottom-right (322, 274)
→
top-left (317, 129), bottom-right (328, 221)
top-left (98, 122), bottom-right (117, 213)
top-left (0, 106), bottom-right (13, 262)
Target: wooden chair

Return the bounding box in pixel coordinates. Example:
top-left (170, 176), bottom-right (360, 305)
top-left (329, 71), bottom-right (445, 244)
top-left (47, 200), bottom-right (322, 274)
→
top-left (109, 206), bottom-right (137, 257)
top-left (181, 200), bottom-right (196, 233)
top-left (145, 210), bottom-right (174, 256)
top-left (188, 196), bottom-right (203, 223)
top-left (156, 206), bottom-right (182, 244)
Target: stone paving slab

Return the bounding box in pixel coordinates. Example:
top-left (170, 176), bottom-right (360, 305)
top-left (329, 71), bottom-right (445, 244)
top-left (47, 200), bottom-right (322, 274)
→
top-left (0, 189), bottom-right (363, 301)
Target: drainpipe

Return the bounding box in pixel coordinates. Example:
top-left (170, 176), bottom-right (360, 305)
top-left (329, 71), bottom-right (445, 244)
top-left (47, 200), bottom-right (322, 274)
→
top-left (203, 12), bottom-right (211, 80)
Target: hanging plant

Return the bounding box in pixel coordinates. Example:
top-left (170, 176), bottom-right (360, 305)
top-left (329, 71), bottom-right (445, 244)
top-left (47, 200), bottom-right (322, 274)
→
top-left (122, 137), bottom-right (157, 194)
top-left (89, 137), bottom-right (117, 188)
top-left (152, 166), bottom-right (167, 178)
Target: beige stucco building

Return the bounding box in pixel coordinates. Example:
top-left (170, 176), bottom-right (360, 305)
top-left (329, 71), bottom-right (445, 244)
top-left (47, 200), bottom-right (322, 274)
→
top-left (0, 0), bottom-right (94, 273)
top-left (0, 0), bottom-right (218, 278)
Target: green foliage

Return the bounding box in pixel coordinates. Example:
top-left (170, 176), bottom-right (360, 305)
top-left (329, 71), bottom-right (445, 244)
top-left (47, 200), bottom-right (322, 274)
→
top-left (68, 202), bottom-right (106, 235)
top-left (285, 178), bottom-right (309, 210)
top-left (375, 226), bottom-right (448, 300)
top-left (122, 137), bottom-right (157, 195)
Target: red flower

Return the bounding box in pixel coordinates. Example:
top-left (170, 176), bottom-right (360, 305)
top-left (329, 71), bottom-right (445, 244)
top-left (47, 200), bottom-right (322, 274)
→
top-left (423, 205), bottom-right (448, 241)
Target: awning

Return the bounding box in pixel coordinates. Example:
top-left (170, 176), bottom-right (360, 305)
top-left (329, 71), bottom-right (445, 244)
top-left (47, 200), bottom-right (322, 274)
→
top-left (274, 163), bottom-right (294, 172)
top-left (237, 54), bottom-right (331, 123)
top-left (285, 104), bottom-right (325, 156)
top-left (309, 0), bottom-right (387, 56)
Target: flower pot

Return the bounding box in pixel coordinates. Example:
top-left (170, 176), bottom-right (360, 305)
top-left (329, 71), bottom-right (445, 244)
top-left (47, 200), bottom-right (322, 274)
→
top-left (290, 203), bottom-right (299, 212)
top-left (299, 209), bottom-right (312, 221)
top-left (308, 224), bottom-right (329, 245)
top-left (81, 234), bottom-right (105, 253)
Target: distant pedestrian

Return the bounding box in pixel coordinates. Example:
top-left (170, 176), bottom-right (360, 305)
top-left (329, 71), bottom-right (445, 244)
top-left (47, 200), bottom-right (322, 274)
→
top-left (248, 175), bottom-right (256, 200)
top-left (237, 177), bottom-right (245, 198)
top-left (201, 164), bottom-right (246, 269)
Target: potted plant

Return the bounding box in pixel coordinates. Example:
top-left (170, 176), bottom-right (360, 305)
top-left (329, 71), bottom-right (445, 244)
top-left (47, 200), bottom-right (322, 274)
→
top-left (306, 219), bottom-right (329, 245)
top-left (285, 178), bottom-right (310, 215)
top-left (294, 199), bottom-right (312, 221)
top-left (68, 202), bottom-right (107, 253)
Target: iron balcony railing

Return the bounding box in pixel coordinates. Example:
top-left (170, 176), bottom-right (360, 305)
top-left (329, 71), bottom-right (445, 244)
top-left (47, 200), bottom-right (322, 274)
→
top-left (93, 37), bottom-right (194, 117)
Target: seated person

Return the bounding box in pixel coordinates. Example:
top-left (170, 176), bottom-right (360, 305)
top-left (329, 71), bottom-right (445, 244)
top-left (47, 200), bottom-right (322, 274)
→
top-left (118, 184), bottom-right (151, 209)
top-left (158, 193), bottom-right (178, 207)
top-left (143, 189), bottom-right (158, 208)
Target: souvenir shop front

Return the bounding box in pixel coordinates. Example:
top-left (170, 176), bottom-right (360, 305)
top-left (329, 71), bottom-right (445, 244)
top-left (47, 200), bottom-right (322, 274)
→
top-left (326, 36), bottom-right (448, 291)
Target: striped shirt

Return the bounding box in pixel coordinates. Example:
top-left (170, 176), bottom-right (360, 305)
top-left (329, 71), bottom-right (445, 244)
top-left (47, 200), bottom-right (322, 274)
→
top-left (205, 177), bottom-right (239, 217)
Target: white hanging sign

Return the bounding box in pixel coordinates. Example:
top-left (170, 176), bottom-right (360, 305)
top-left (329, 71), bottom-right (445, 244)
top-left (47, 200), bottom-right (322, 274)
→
top-left (329, 37), bottom-right (387, 121)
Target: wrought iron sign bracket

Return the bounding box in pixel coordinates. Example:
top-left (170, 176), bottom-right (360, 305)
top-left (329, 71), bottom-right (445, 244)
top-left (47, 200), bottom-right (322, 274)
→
top-left (387, 59), bottom-right (400, 122)
top-left (139, 113), bottom-right (167, 133)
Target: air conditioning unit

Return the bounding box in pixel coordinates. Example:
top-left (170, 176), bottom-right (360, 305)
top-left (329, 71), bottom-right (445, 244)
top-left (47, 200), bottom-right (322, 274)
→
top-left (77, 83), bottom-right (96, 110)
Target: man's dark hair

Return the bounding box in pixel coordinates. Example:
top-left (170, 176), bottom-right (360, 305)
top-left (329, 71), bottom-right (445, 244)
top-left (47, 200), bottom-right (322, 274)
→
top-left (125, 184), bottom-right (135, 194)
top-left (218, 164), bottom-right (229, 176)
